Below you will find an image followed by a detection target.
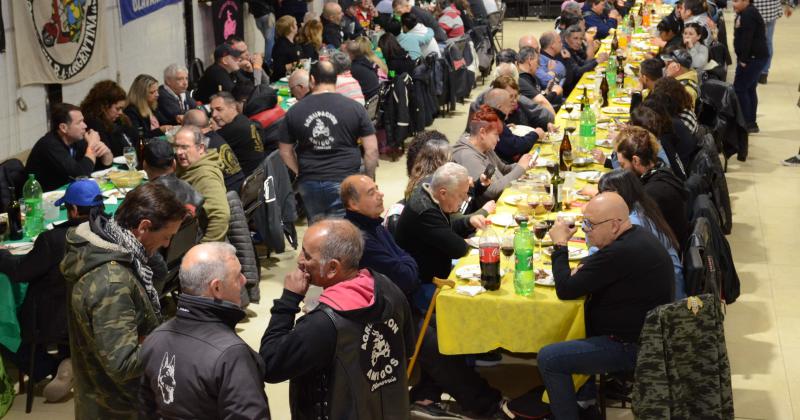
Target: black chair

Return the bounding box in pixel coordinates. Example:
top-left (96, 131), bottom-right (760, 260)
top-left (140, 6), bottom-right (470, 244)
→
top-left (159, 216), bottom-right (201, 297)
top-left (365, 93), bottom-right (380, 124)
top-left (0, 158), bottom-right (26, 213)
top-left (239, 164), bottom-right (267, 222)
top-left (598, 371), bottom-right (635, 419)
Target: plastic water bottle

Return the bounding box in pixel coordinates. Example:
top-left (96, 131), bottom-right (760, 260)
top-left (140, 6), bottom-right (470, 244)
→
top-left (513, 220), bottom-right (534, 296)
top-left (579, 87), bottom-right (596, 150)
top-left (22, 174), bottom-right (43, 239)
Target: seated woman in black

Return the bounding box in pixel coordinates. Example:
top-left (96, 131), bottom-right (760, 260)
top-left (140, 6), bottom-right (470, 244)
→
top-left (297, 19), bottom-right (322, 61)
top-left (81, 80), bottom-right (140, 156)
top-left (124, 74), bottom-right (173, 141)
top-left (271, 15), bottom-right (302, 80)
top-left (378, 32), bottom-right (416, 76)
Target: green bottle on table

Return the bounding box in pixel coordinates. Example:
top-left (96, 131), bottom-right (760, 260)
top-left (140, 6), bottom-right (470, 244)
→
top-left (579, 87), bottom-right (596, 150)
top-left (514, 220), bottom-right (534, 296)
top-left (22, 174), bottom-right (43, 239)
top-left (606, 56), bottom-right (617, 98)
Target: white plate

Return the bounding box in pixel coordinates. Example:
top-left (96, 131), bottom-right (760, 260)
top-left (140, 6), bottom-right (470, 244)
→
top-left (454, 264), bottom-right (506, 280)
top-left (601, 106), bottom-right (629, 115)
top-left (575, 171), bottom-right (603, 183)
top-left (535, 269), bottom-right (555, 286)
top-left (509, 125), bottom-right (536, 137)
top-left (612, 97), bottom-right (632, 104)
top-left (503, 193), bottom-right (527, 206)
top-left (596, 122), bottom-right (611, 130)
top-left (595, 138), bottom-right (614, 148)
top-left (543, 247), bottom-right (589, 261)
top-left (5, 241), bottom-right (33, 255)
top-left (466, 236), bottom-right (481, 248)
top-left (534, 158), bottom-right (555, 168)
top-left (488, 213), bottom-right (516, 227)
top-left (112, 156), bottom-right (128, 165)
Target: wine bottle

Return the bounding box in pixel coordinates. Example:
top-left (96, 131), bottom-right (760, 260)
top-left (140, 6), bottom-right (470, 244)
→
top-left (600, 76), bottom-right (610, 107)
top-left (8, 187), bottom-right (22, 241)
top-left (559, 129), bottom-right (573, 172)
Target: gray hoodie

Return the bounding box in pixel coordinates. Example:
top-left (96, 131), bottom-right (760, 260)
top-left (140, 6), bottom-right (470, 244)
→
top-left (451, 133), bottom-right (526, 201)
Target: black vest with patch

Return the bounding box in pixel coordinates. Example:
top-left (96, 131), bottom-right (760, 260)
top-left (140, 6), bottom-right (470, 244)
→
top-left (289, 273), bottom-right (411, 420)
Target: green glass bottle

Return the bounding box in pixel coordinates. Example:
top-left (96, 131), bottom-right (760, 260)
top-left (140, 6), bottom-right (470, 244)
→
top-left (513, 220), bottom-right (534, 296)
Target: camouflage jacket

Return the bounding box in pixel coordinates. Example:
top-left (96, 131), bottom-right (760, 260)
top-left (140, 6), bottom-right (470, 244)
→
top-left (61, 221), bottom-right (161, 419)
top-left (632, 294), bottom-right (734, 420)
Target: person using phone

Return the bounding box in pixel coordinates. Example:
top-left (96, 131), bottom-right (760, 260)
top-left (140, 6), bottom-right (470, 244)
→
top-left (452, 105), bottom-right (535, 206)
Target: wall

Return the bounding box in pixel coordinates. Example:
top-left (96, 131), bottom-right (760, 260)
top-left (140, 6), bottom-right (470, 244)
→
top-left (0, 1), bottom-right (217, 161)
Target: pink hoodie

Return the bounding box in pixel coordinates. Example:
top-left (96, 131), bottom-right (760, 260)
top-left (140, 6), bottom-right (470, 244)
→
top-left (318, 269), bottom-right (376, 311)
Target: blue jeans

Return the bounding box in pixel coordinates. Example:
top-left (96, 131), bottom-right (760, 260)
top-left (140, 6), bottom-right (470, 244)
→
top-left (297, 180), bottom-right (345, 223)
top-left (537, 336), bottom-right (639, 419)
top-left (734, 58), bottom-right (768, 125)
top-left (255, 13), bottom-right (276, 68)
top-left (763, 19), bottom-right (776, 75)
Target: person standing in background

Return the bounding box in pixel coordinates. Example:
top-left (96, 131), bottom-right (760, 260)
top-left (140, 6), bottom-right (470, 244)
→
top-left (752, 0), bottom-right (793, 84)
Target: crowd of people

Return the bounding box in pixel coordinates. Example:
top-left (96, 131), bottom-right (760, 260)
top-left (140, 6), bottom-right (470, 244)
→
top-left (0, 0), bottom-right (793, 418)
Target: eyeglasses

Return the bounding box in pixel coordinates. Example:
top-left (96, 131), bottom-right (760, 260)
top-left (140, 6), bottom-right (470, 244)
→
top-left (581, 217), bottom-right (618, 232)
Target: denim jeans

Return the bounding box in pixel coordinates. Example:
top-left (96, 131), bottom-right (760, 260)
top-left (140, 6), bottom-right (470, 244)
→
top-left (255, 13), bottom-right (276, 68)
top-left (763, 19), bottom-right (776, 75)
top-left (734, 58), bottom-right (768, 125)
top-left (537, 336), bottom-right (639, 419)
top-left (297, 180), bottom-right (345, 223)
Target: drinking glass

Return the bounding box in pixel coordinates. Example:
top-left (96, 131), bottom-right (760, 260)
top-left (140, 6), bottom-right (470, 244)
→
top-left (527, 193), bottom-right (541, 216)
top-left (501, 232), bottom-right (515, 272)
top-left (123, 147), bottom-right (137, 171)
top-left (541, 192), bottom-right (554, 213)
top-left (533, 221), bottom-right (549, 261)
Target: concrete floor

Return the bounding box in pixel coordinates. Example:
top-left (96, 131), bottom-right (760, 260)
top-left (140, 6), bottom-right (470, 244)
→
top-left (5, 12), bottom-right (800, 420)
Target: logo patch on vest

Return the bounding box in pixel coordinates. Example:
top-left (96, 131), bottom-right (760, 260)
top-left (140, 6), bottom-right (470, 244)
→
top-left (360, 318), bottom-right (402, 392)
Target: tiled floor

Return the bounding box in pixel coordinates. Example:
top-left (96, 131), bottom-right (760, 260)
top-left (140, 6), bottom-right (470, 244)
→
top-left (4, 13), bottom-right (800, 420)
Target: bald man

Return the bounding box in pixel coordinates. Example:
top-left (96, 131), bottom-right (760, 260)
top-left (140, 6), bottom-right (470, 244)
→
top-left (322, 2), bottom-right (345, 47)
top-left (288, 69), bottom-right (310, 100)
top-left (518, 34), bottom-right (541, 52)
top-left (140, 243), bottom-right (270, 419)
top-left (534, 192), bottom-right (674, 419)
top-left (260, 219), bottom-right (414, 419)
top-left (341, 174), bottom-right (507, 418)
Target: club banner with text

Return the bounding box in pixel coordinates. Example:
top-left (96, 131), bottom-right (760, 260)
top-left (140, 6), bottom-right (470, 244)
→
top-left (120, 0), bottom-right (181, 25)
top-left (12, 0), bottom-right (108, 86)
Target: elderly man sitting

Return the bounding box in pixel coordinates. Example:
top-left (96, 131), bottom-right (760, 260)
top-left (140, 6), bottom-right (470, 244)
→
top-left (517, 47), bottom-right (560, 113)
top-left (157, 64), bottom-right (196, 125)
top-left (535, 192), bottom-right (674, 419)
top-left (287, 69), bottom-right (310, 100)
top-left (396, 163), bottom-right (488, 311)
top-left (341, 174), bottom-right (507, 419)
top-left (536, 31), bottom-right (568, 92)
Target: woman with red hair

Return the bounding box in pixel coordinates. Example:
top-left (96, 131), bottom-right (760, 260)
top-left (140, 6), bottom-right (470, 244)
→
top-left (452, 105), bottom-right (533, 206)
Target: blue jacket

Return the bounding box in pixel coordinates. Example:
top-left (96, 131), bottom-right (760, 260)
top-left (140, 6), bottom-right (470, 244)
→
top-left (582, 8), bottom-right (618, 39)
top-left (344, 209), bottom-right (420, 297)
top-left (535, 52), bottom-right (567, 89)
top-left (397, 26), bottom-right (433, 60)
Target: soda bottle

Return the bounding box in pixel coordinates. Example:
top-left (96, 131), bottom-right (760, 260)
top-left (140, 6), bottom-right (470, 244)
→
top-left (560, 129), bottom-right (573, 172)
top-left (600, 76), bottom-right (610, 107)
top-left (22, 174), bottom-right (43, 239)
top-left (579, 88), bottom-right (597, 149)
top-left (479, 227), bottom-right (501, 291)
top-left (8, 186), bottom-right (23, 240)
top-left (513, 220), bottom-right (535, 296)
top-left (606, 56), bottom-right (617, 98)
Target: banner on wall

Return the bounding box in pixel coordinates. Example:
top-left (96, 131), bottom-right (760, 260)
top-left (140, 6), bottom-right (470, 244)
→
top-left (11, 0), bottom-right (108, 86)
top-left (211, 0), bottom-right (243, 45)
top-left (120, 0), bottom-right (181, 25)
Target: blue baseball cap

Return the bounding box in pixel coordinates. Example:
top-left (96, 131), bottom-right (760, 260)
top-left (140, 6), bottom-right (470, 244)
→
top-left (54, 179), bottom-right (104, 207)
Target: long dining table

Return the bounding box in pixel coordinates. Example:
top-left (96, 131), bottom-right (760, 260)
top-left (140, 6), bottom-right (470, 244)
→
top-left (435, 9), bottom-right (669, 357)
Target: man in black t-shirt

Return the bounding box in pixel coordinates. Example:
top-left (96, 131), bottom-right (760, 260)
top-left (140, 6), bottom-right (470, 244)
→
top-left (184, 109), bottom-right (245, 192)
top-left (26, 103), bottom-right (113, 191)
top-left (279, 61), bottom-right (378, 222)
top-left (535, 192), bottom-right (673, 419)
top-left (194, 44), bottom-right (246, 104)
top-left (210, 92), bottom-right (267, 178)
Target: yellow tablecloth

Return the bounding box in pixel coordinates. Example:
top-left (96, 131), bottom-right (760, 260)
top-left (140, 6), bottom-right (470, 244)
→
top-left (435, 24), bottom-right (663, 355)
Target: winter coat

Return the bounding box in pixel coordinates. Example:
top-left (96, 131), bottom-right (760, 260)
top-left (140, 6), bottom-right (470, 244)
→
top-left (61, 219), bottom-right (161, 419)
top-left (178, 151), bottom-right (231, 242)
top-left (139, 295), bottom-right (270, 419)
top-left (226, 191), bottom-right (260, 305)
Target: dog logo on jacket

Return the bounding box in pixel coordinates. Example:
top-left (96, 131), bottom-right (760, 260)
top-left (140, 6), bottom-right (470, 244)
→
top-left (157, 352), bottom-right (177, 405)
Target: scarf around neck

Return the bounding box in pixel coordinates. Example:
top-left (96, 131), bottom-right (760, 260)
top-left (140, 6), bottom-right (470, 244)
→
top-left (102, 218), bottom-right (161, 314)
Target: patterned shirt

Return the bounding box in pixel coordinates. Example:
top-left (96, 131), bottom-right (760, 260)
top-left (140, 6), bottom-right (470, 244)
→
top-left (753, 0), bottom-right (783, 22)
